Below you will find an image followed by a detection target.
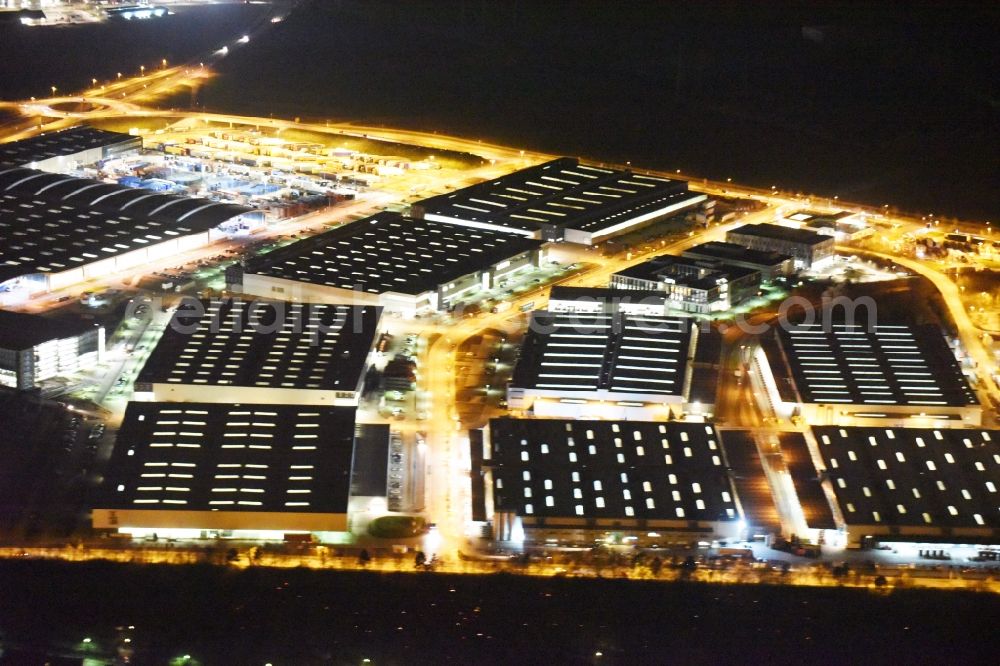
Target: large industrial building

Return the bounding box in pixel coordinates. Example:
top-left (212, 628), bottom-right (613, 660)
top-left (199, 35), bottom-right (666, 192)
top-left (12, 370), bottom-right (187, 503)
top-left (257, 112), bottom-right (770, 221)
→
top-left (755, 323), bottom-right (982, 427)
top-left (0, 167), bottom-right (262, 303)
top-left (681, 241), bottom-right (794, 280)
top-left (134, 298), bottom-right (381, 406)
top-left (0, 310), bottom-right (104, 390)
top-left (231, 212), bottom-right (544, 317)
top-left (92, 401), bottom-right (391, 540)
top-left (0, 125), bottom-right (141, 171)
top-left (411, 157), bottom-right (707, 245)
top-left (810, 426), bottom-right (1000, 548)
top-left (610, 254), bottom-right (761, 313)
top-left (479, 417), bottom-right (743, 546)
top-left (726, 223), bottom-right (835, 269)
top-left (507, 311), bottom-right (712, 420)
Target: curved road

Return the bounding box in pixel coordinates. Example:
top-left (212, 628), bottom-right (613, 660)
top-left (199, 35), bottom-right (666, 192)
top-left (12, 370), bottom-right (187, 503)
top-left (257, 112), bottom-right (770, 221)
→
top-left (849, 247), bottom-right (999, 403)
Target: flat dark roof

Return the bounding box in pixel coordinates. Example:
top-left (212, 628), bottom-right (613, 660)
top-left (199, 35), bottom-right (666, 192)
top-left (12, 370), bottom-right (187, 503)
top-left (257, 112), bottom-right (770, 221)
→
top-left (136, 298), bottom-right (381, 392)
top-left (779, 432), bottom-right (836, 530)
top-left (728, 223), bottom-right (833, 246)
top-left (0, 126), bottom-right (138, 168)
top-left (487, 418), bottom-right (740, 522)
top-left (0, 167), bottom-right (254, 285)
top-left (245, 212), bottom-right (541, 296)
top-left (688, 327), bottom-right (722, 405)
top-left (682, 241), bottom-right (793, 268)
top-left (813, 426), bottom-right (1000, 530)
top-left (0, 310), bottom-right (100, 350)
top-left (417, 157), bottom-right (701, 235)
top-left (548, 285), bottom-right (667, 304)
top-left (510, 311), bottom-right (692, 398)
top-left (613, 254), bottom-right (758, 290)
top-left (718, 430), bottom-right (781, 532)
top-left (98, 402), bottom-right (358, 514)
top-left (350, 423), bottom-right (391, 497)
top-left (775, 323), bottom-right (978, 407)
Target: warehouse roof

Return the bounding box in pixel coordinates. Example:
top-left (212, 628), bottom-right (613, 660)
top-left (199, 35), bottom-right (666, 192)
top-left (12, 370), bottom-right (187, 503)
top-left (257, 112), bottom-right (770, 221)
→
top-left (681, 241), bottom-right (793, 268)
top-left (0, 126), bottom-right (137, 168)
top-left (510, 311), bottom-right (692, 398)
top-left (487, 418), bottom-right (740, 522)
top-left (813, 426), bottom-right (1000, 530)
top-left (98, 402), bottom-right (358, 513)
top-left (0, 167), bottom-right (255, 284)
top-left (244, 212), bottom-right (541, 296)
top-left (417, 157), bottom-right (703, 236)
top-left (136, 298), bottom-right (381, 391)
top-left (728, 223), bottom-right (833, 246)
top-left (776, 323), bottom-right (978, 407)
top-left (0, 309), bottom-right (100, 351)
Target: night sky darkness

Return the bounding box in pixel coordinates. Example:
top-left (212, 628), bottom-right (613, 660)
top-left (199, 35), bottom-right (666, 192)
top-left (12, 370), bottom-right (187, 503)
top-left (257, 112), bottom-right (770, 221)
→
top-left (1, 0), bottom-right (997, 219)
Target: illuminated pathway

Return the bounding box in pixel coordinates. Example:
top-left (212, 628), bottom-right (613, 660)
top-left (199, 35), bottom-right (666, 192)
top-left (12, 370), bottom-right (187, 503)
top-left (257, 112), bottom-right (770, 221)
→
top-left (848, 247), bottom-right (1000, 403)
top-left (1, 546), bottom-right (997, 595)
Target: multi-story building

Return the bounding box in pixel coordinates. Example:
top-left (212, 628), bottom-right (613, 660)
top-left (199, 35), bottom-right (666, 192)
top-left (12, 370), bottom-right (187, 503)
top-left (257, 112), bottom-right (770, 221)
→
top-left (0, 310), bottom-right (104, 390)
top-left (726, 223), bottom-right (835, 270)
top-left (611, 254), bottom-right (760, 313)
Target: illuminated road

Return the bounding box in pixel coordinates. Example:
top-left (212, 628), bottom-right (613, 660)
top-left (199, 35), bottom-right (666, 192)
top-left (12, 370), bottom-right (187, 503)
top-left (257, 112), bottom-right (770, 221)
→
top-left (849, 247), bottom-right (1000, 403)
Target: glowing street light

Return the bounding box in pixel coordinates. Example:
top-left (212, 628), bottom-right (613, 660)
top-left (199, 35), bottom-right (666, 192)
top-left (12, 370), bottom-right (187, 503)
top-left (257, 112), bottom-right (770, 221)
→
top-left (140, 65), bottom-right (145, 75)
top-left (50, 85), bottom-right (57, 95)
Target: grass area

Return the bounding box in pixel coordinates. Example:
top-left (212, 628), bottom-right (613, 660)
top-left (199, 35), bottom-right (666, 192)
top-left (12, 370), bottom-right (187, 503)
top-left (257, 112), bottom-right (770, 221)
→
top-left (367, 515), bottom-right (426, 539)
top-left (1, 559), bottom-right (999, 664)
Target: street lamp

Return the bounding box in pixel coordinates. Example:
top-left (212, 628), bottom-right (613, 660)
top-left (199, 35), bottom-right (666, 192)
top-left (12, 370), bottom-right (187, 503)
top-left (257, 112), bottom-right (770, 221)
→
top-left (162, 58), bottom-right (167, 68)
top-left (117, 72), bottom-right (123, 79)
top-left (50, 85), bottom-right (56, 96)
top-left (140, 65), bottom-right (145, 76)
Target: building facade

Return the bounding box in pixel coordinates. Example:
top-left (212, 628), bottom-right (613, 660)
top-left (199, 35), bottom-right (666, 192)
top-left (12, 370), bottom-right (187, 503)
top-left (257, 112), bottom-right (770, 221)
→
top-left (727, 223), bottom-right (835, 270)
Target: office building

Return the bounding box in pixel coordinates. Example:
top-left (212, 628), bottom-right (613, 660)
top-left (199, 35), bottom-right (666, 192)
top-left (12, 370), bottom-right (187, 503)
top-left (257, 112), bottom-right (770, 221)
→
top-left (611, 254), bottom-right (760, 313)
top-left (681, 241), bottom-right (794, 280)
top-left (0, 310), bottom-right (104, 390)
top-left (726, 223), bottom-right (835, 269)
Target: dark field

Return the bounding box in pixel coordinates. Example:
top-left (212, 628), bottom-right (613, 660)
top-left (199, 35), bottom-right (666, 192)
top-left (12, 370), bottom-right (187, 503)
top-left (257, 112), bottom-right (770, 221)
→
top-left (1, 1), bottom-right (997, 220)
top-left (1, 559), bottom-right (999, 664)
